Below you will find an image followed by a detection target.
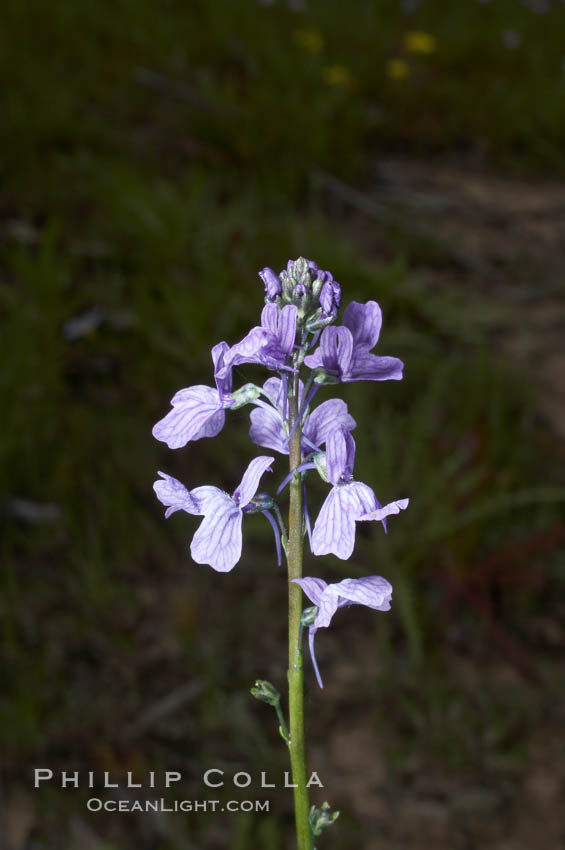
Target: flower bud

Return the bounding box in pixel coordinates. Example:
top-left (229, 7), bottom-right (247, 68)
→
top-left (259, 267), bottom-right (282, 302)
top-left (309, 802), bottom-right (340, 837)
top-left (250, 679), bottom-right (281, 706)
top-left (301, 606), bottom-right (318, 627)
top-left (277, 257), bottom-right (341, 327)
top-left (229, 383), bottom-right (262, 409)
top-left (312, 367), bottom-right (340, 385)
top-left (244, 492), bottom-right (276, 514)
top-left (304, 310), bottom-right (337, 333)
top-left (312, 451), bottom-right (329, 482)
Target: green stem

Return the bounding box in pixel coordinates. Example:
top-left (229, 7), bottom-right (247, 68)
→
top-left (287, 372), bottom-right (313, 850)
top-left (274, 700), bottom-right (290, 743)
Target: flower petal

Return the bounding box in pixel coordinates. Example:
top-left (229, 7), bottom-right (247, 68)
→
top-left (347, 350), bottom-right (404, 382)
top-left (276, 304), bottom-right (298, 356)
top-left (215, 327), bottom-right (269, 380)
top-left (260, 303), bottom-right (279, 335)
top-left (190, 493), bottom-right (243, 572)
top-left (152, 386), bottom-right (224, 448)
top-left (262, 376), bottom-right (284, 405)
top-left (342, 300), bottom-right (382, 348)
top-left (190, 485), bottom-right (227, 512)
top-left (331, 575), bottom-right (393, 614)
top-left (259, 304), bottom-right (298, 369)
top-left (292, 576), bottom-right (328, 607)
top-left (249, 406), bottom-right (288, 454)
top-left (259, 267), bottom-right (282, 301)
top-left (321, 325), bottom-right (354, 375)
top-left (304, 399), bottom-right (356, 451)
top-left (303, 346), bottom-right (324, 370)
top-left (153, 471), bottom-right (202, 518)
top-left (312, 575), bottom-right (393, 628)
top-left (325, 428), bottom-right (356, 486)
top-left (233, 455), bottom-right (275, 507)
top-left (311, 481), bottom-right (375, 559)
top-left (212, 341), bottom-right (232, 398)
top-left (358, 497), bottom-right (409, 523)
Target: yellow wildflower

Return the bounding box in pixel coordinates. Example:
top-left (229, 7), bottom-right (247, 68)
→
top-left (322, 64), bottom-right (354, 87)
top-left (403, 31), bottom-right (437, 55)
top-left (293, 28), bottom-right (324, 55)
top-left (386, 59), bottom-right (410, 80)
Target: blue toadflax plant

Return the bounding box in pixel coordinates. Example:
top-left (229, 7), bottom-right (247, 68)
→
top-left (152, 257), bottom-right (408, 849)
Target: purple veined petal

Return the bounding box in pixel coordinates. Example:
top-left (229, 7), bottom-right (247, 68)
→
top-left (330, 576), bottom-right (393, 615)
top-left (358, 497), bottom-right (409, 523)
top-left (259, 305), bottom-right (299, 370)
top-left (311, 486), bottom-right (355, 559)
top-left (319, 281), bottom-right (334, 316)
top-left (303, 399), bottom-right (357, 450)
top-left (347, 350), bottom-right (404, 382)
top-left (292, 576), bottom-right (327, 607)
top-left (215, 326), bottom-right (269, 380)
top-left (309, 629), bottom-right (324, 689)
top-left (303, 345), bottom-right (324, 370)
top-left (325, 428), bottom-right (356, 486)
top-left (152, 386), bottom-right (225, 448)
top-left (318, 326), bottom-right (340, 372)
top-left (190, 493), bottom-right (243, 572)
top-left (249, 406), bottom-right (288, 454)
top-left (261, 376), bottom-right (304, 415)
top-left (277, 304), bottom-right (298, 356)
top-left (262, 376), bottom-right (285, 409)
top-left (323, 325), bottom-right (354, 376)
top-left (260, 303), bottom-right (279, 335)
top-left (190, 485), bottom-right (227, 512)
top-left (259, 267), bottom-right (282, 300)
top-left (342, 300), bottom-right (382, 349)
top-left (311, 586), bottom-right (341, 629)
top-left (233, 455), bottom-right (274, 507)
top-left (153, 471), bottom-right (202, 518)
top-left (311, 481), bottom-right (376, 559)
top-left (212, 341), bottom-right (232, 398)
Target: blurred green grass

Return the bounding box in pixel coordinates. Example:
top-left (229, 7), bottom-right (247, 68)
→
top-left (1, 0), bottom-right (565, 847)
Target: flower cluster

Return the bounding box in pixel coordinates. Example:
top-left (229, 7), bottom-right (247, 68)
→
top-left (152, 257), bottom-right (408, 686)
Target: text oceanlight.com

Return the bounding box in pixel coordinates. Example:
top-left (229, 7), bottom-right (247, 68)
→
top-left (86, 799), bottom-right (270, 813)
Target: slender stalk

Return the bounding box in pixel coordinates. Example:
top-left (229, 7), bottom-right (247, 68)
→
top-left (287, 371), bottom-right (313, 850)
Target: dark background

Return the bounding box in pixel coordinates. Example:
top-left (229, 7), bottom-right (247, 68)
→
top-left (1, 1), bottom-right (564, 848)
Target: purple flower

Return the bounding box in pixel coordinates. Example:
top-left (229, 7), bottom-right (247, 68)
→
top-left (153, 304), bottom-right (298, 449)
top-left (153, 471), bottom-right (202, 517)
top-left (258, 304), bottom-right (298, 370)
top-left (318, 272), bottom-right (342, 320)
top-left (292, 575), bottom-right (393, 687)
top-left (259, 267), bottom-right (282, 301)
top-left (312, 428), bottom-right (409, 559)
top-left (249, 377), bottom-right (356, 455)
top-left (216, 304), bottom-right (298, 379)
top-left (304, 300), bottom-right (403, 382)
top-left (153, 456), bottom-right (274, 572)
top-left (152, 342), bottom-right (235, 449)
